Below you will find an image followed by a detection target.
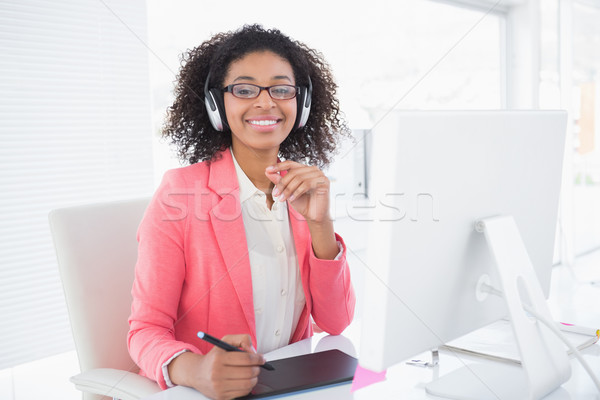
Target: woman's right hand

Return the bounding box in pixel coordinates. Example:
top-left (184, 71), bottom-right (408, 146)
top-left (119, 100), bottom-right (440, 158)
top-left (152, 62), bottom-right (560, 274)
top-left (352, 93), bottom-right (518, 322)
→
top-left (167, 334), bottom-right (265, 400)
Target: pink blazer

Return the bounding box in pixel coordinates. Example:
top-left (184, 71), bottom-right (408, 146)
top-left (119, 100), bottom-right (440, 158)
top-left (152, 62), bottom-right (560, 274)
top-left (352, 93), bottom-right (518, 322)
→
top-left (127, 150), bottom-right (355, 389)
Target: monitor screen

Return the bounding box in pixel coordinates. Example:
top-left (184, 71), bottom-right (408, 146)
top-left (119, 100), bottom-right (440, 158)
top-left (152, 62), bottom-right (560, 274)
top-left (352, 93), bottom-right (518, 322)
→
top-left (359, 110), bottom-right (567, 374)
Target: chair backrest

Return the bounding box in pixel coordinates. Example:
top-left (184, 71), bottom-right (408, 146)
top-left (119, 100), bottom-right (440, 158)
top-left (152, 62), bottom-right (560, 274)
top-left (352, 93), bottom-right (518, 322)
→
top-left (49, 198), bottom-right (150, 374)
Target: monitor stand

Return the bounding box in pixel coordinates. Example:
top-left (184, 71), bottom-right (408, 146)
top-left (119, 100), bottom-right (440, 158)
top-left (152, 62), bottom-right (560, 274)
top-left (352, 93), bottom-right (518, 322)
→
top-left (425, 216), bottom-right (572, 400)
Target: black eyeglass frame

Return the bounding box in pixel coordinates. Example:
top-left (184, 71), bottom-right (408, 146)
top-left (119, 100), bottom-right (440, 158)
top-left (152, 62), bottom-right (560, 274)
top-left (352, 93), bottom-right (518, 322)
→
top-left (222, 83), bottom-right (300, 100)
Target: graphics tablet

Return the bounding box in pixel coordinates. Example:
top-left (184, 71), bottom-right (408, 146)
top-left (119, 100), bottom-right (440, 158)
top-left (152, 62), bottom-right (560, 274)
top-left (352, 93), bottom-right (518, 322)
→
top-left (237, 349), bottom-right (358, 399)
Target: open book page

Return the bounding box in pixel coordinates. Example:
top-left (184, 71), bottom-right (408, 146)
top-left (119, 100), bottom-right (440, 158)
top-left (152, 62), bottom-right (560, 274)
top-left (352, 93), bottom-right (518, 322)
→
top-left (442, 319), bottom-right (599, 365)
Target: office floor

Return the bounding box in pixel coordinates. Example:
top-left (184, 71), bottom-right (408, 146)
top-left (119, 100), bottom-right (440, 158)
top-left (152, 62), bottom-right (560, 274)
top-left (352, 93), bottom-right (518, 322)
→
top-left (1, 250), bottom-right (599, 400)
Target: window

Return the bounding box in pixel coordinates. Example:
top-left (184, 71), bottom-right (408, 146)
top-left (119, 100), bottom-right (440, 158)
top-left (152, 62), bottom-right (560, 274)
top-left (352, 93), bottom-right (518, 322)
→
top-left (0, 0), bottom-right (153, 368)
top-left (541, 0), bottom-right (600, 260)
top-left (571, 1), bottom-right (600, 255)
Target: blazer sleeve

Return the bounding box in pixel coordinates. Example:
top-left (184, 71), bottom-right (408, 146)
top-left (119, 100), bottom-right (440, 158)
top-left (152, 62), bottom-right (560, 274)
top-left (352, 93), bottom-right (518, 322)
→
top-left (127, 170), bottom-right (201, 389)
top-left (307, 234), bottom-right (355, 335)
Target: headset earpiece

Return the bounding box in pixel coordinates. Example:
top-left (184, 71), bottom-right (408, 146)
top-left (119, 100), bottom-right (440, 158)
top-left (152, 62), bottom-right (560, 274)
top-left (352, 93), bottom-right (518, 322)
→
top-left (294, 76), bottom-right (312, 130)
top-left (204, 72), bottom-right (227, 131)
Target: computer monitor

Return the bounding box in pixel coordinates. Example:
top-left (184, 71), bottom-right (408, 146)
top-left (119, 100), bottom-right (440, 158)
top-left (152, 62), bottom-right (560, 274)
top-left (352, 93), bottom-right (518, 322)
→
top-left (359, 110), bottom-right (570, 399)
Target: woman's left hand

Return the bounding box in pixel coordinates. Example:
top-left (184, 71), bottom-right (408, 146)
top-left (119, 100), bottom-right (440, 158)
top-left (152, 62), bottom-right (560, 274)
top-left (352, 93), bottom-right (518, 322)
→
top-left (265, 161), bottom-right (331, 223)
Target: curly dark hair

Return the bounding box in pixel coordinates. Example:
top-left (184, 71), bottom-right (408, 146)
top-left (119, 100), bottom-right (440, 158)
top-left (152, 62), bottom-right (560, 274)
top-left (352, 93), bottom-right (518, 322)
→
top-left (163, 24), bottom-right (350, 168)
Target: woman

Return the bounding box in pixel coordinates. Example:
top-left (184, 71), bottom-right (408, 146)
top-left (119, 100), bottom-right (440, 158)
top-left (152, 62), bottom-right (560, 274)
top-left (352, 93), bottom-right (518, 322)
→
top-left (128, 24), bottom-right (355, 400)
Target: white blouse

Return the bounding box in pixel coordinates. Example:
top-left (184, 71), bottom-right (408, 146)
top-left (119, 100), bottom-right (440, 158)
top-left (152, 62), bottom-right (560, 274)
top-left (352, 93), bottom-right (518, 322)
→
top-left (231, 151), bottom-right (306, 354)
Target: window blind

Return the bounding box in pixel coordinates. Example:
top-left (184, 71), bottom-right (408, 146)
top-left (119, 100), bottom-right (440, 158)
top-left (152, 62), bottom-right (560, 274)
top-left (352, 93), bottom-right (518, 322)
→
top-left (0, 0), bottom-right (154, 369)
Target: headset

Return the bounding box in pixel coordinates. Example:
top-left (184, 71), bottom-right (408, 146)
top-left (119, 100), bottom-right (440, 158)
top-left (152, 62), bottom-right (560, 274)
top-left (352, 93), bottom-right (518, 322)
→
top-left (204, 72), bottom-right (312, 132)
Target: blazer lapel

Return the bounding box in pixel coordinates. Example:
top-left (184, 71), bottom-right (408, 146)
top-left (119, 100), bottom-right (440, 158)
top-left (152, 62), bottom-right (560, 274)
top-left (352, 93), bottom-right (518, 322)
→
top-left (208, 151), bottom-right (256, 340)
top-left (288, 206), bottom-right (311, 307)
top-left (288, 206), bottom-right (313, 342)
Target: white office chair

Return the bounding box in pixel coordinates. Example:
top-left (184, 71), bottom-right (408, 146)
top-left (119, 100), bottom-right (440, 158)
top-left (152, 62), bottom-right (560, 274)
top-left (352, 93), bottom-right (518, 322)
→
top-left (49, 198), bottom-right (161, 400)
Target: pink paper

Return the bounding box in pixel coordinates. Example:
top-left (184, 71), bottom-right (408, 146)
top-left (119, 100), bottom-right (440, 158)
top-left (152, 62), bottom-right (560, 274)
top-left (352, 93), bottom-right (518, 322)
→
top-left (350, 364), bottom-right (387, 392)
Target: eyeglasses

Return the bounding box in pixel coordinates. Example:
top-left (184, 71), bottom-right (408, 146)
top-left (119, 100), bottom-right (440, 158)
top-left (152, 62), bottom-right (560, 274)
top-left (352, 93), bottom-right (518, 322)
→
top-left (223, 83), bottom-right (299, 100)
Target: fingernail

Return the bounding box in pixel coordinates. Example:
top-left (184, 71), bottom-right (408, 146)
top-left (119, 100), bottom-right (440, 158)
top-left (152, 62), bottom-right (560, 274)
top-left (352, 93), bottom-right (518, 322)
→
top-left (266, 165), bottom-right (276, 172)
top-left (288, 194), bottom-right (295, 202)
top-left (279, 194), bottom-right (286, 202)
top-left (272, 187), bottom-right (279, 197)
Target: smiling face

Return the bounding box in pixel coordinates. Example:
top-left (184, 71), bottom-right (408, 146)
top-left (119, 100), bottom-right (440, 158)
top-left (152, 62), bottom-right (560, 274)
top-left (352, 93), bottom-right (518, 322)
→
top-left (223, 51), bottom-right (297, 159)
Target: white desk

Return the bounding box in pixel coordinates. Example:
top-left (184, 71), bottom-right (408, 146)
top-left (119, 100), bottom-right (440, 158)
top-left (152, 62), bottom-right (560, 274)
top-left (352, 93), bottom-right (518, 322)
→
top-left (143, 263), bottom-right (600, 400)
top-left (143, 326), bottom-right (600, 400)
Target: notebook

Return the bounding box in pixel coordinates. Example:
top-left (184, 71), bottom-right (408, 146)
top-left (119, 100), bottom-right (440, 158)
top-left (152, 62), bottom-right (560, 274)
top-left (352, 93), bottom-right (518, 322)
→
top-left (237, 349), bottom-right (358, 399)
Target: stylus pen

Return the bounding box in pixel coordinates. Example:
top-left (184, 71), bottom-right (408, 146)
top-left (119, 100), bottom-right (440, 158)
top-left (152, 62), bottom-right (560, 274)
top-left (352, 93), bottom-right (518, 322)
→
top-left (197, 331), bottom-right (275, 371)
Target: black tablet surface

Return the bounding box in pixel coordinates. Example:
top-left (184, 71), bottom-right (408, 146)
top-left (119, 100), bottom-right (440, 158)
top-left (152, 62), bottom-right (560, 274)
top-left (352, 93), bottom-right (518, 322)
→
top-left (237, 349), bottom-right (358, 399)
